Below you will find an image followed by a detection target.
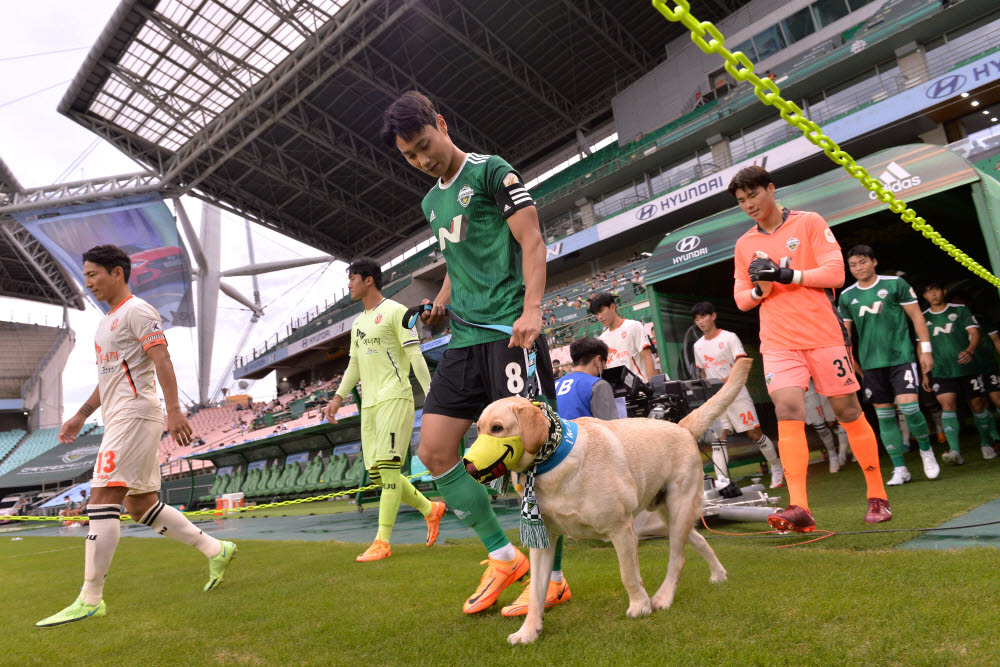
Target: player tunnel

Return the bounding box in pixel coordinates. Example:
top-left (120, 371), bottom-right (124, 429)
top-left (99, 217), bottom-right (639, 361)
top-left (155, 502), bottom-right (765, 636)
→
top-left (643, 143), bottom-right (1000, 437)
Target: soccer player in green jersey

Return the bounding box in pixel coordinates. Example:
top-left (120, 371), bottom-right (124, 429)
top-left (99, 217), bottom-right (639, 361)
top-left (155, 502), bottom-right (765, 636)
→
top-left (380, 91), bottom-right (569, 616)
top-left (839, 246), bottom-right (939, 484)
top-left (922, 281), bottom-right (994, 464)
top-left (948, 295), bottom-right (1000, 457)
top-left (324, 258), bottom-right (445, 561)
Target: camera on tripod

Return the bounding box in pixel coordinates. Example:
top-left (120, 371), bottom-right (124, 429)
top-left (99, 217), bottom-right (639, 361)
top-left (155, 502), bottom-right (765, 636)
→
top-left (601, 366), bottom-right (724, 422)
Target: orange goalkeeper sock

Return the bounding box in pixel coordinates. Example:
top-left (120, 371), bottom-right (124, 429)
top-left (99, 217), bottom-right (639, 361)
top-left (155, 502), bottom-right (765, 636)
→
top-left (777, 420), bottom-right (810, 512)
top-left (840, 414), bottom-right (887, 501)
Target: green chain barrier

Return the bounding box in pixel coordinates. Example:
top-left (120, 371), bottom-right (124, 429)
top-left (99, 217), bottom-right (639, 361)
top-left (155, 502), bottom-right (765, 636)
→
top-left (651, 0), bottom-right (1000, 288)
top-left (2, 472), bottom-right (427, 523)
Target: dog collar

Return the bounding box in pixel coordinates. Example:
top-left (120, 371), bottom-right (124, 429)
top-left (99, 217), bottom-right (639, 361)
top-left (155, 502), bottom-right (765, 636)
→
top-left (531, 402), bottom-right (578, 475)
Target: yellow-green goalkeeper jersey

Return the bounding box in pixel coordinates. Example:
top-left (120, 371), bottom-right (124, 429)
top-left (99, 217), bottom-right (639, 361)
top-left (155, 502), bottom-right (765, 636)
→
top-left (337, 298), bottom-right (420, 407)
top-left (838, 275), bottom-right (918, 370)
top-left (421, 153), bottom-right (528, 349)
top-left (923, 303), bottom-right (979, 379)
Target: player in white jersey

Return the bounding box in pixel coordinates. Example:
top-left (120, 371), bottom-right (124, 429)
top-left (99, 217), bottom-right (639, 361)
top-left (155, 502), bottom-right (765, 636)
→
top-left (37, 245), bottom-right (236, 628)
top-left (589, 292), bottom-right (657, 382)
top-left (691, 302), bottom-right (783, 489)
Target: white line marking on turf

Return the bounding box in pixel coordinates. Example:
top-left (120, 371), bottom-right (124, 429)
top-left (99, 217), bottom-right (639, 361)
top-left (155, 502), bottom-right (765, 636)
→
top-left (7, 546), bottom-right (82, 558)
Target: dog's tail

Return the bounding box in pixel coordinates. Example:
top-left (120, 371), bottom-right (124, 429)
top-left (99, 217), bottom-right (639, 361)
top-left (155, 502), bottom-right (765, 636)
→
top-left (678, 357), bottom-right (753, 441)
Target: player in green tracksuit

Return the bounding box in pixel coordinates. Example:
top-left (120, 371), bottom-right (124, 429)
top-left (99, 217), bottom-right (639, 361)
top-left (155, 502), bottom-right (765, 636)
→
top-left (380, 91), bottom-right (569, 616)
top-left (839, 245), bottom-right (938, 484)
top-left (922, 281), bottom-right (994, 464)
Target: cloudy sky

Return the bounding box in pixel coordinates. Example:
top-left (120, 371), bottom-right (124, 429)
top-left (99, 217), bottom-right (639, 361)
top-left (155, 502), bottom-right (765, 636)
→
top-left (0, 1), bottom-right (370, 424)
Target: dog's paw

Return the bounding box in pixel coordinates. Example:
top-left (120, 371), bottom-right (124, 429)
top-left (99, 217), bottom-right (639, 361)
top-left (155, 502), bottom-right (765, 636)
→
top-left (650, 591), bottom-right (673, 611)
top-left (710, 569), bottom-right (728, 584)
top-left (626, 598), bottom-right (652, 618)
top-left (508, 624), bottom-right (542, 645)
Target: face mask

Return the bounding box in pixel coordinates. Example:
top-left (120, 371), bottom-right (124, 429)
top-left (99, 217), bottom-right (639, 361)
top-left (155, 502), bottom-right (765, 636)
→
top-left (463, 434), bottom-right (525, 482)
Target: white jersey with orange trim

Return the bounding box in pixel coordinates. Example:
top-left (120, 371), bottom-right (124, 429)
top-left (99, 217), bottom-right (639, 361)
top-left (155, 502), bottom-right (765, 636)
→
top-left (599, 318), bottom-right (651, 382)
top-left (693, 329), bottom-right (746, 381)
top-left (94, 295), bottom-right (167, 424)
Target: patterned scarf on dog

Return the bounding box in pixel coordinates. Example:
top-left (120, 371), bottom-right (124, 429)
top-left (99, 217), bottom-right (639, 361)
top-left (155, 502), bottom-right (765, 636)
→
top-left (520, 401), bottom-right (578, 549)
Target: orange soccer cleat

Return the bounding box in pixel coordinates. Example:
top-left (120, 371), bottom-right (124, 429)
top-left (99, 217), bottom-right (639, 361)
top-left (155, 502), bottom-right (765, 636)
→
top-left (501, 577), bottom-right (572, 617)
top-left (767, 505), bottom-right (816, 533)
top-left (424, 502), bottom-right (446, 547)
top-left (462, 550), bottom-right (529, 614)
top-left (356, 539), bottom-right (391, 562)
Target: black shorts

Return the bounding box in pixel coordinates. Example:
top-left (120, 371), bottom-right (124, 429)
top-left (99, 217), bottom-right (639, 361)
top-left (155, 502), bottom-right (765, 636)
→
top-left (982, 367), bottom-right (1000, 394)
top-left (861, 362), bottom-right (920, 404)
top-left (931, 375), bottom-right (987, 398)
top-left (422, 336), bottom-right (557, 421)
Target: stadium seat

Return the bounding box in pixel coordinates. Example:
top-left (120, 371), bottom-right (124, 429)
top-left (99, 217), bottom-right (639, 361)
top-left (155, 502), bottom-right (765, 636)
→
top-left (295, 457), bottom-right (323, 492)
top-left (200, 473), bottom-right (228, 503)
top-left (257, 465), bottom-right (279, 497)
top-left (278, 462), bottom-right (302, 493)
top-left (242, 468), bottom-right (261, 496)
top-left (342, 455), bottom-right (365, 488)
top-left (321, 454), bottom-right (348, 490)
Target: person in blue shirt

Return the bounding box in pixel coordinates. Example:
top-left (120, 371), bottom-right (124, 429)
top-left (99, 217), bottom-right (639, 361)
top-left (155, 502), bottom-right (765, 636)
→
top-left (555, 338), bottom-right (619, 420)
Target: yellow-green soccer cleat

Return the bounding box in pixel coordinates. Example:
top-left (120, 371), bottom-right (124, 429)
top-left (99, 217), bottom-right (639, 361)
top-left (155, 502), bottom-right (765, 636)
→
top-left (204, 541), bottom-right (238, 592)
top-left (35, 596), bottom-right (107, 627)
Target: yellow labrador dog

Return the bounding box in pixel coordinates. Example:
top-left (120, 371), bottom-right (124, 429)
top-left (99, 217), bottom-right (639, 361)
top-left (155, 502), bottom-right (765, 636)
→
top-left (477, 357), bottom-right (752, 645)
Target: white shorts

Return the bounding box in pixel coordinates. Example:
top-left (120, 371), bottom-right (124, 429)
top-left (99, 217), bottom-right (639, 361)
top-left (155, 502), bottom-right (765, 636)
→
top-left (804, 384), bottom-right (835, 426)
top-left (711, 388), bottom-right (759, 434)
top-left (91, 417), bottom-right (164, 495)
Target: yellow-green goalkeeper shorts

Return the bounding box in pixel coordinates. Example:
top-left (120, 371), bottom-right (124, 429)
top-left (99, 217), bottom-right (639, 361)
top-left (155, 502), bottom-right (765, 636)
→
top-left (360, 398), bottom-right (415, 469)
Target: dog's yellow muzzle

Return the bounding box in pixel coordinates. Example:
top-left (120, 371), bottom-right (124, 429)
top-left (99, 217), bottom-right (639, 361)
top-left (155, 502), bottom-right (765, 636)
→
top-left (463, 434), bottom-right (524, 483)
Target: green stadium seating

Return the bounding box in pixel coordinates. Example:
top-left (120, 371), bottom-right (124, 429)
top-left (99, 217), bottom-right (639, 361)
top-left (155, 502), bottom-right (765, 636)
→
top-left (242, 469), bottom-right (262, 496)
top-left (199, 473), bottom-right (228, 502)
top-left (342, 455), bottom-right (365, 489)
top-left (321, 454), bottom-right (349, 490)
top-left (295, 457), bottom-right (323, 492)
top-left (278, 462), bottom-right (302, 493)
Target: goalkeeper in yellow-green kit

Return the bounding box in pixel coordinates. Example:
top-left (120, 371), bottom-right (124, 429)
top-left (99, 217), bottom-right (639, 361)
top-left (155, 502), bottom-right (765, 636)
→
top-left (323, 257), bottom-right (445, 561)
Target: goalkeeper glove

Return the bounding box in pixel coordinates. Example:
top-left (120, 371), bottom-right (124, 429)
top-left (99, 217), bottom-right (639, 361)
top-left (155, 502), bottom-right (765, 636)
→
top-left (748, 252), bottom-right (799, 284)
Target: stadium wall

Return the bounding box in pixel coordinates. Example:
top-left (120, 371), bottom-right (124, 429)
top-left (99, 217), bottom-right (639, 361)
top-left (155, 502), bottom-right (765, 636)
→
top-left (22, 327), bottom-right (73, 430)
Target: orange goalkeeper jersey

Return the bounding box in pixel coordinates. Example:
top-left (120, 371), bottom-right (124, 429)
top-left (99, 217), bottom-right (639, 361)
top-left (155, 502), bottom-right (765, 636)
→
top-left (733, 209), bottom-right (849, 353)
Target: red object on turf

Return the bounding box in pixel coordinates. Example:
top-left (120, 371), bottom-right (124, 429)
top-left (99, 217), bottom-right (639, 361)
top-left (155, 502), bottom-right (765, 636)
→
top-left (767, 505), bottom-right (816, 533)
top-left (864, 497), bottom-right (892, 524)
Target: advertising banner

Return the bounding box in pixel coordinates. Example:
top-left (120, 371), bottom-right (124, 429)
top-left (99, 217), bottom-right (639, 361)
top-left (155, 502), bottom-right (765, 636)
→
top-left (0, 434), bottom-right (103, 488)
top-left (14, 194), bottom-right (195, 329)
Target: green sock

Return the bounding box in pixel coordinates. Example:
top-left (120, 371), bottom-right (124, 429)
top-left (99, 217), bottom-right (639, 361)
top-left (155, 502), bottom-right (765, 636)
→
top-left (375, 463), bottom-right (404, 543)
top-left (941, 411), bottom-right (961, 452)
top-left (433, 462), bottom-right (508, 553)
top-left (990, 412), bottom-right (1000, 442)
top-left (898, 402), bottom-right (931, 452)
top-left (399, 474), bottom-right (432, 516)
top-left (875, 407), bottom-right (906, 467)
top-left (973, 411), bottom-right (993, 448)
top-left (552, 535), bottom-right (564, 573)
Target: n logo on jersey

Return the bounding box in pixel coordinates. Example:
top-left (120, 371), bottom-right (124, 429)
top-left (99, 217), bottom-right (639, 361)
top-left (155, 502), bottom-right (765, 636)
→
top-left (438, 214), bottom-right (469, 250)
top-left (858, 302), bottom-right (883, 316)
top-left (932, 323), bottom-right (953, 336)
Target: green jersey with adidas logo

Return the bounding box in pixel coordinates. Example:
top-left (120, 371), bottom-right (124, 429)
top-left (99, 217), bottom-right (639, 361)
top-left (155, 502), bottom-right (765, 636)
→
top-left (421, 153), bottom-right (527, 349)
top-left (923, 304), bottom-right (979, 379)
top-left (838, 275), bottom-right (918, 370)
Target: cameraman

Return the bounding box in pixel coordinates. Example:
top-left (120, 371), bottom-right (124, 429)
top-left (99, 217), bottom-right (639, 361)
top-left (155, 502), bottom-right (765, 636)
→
top-left (554, 338), bottom-right (619, 420)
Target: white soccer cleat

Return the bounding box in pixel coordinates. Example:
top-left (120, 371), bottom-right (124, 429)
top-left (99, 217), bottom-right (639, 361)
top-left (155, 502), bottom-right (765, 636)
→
top-left (919, 449), bottom-right (940, 480)
top-left (886, 466), bottom-right (911, 486)
top-left (828, 455), bottom-right (840, 474)
top-left (941, 450), bottom-right (965, 465)
top-left (982, 445), bottom-right (998, 460)
top-left (769, 466), bottom-right (784, 489)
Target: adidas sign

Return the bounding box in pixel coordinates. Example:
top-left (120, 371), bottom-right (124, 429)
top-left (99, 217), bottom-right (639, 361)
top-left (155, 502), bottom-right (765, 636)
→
top-left (869, 161), bottom-right (921, 199)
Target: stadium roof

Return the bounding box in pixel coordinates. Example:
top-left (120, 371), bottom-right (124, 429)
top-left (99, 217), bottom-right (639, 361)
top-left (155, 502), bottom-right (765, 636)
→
top-left (58, 0), bottom-right (751, 262)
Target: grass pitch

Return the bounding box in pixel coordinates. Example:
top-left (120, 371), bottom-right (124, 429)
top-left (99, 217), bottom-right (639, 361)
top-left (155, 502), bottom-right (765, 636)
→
top-left (4, 444), bottom-right (1000, 666)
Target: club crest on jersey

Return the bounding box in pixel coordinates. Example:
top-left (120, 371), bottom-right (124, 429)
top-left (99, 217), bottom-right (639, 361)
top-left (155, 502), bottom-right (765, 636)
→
top-left (948, 313), bottom-right (957, 321)
top-left (458, 184), bottom-right (474, 208)
top-left (375, 314), bottom-right (383, 324)
top-left (110, 318), bottom-right (120, 331)
top-left (824, 228), bottom-right (836, 243)
top-left (877, 289), bottom-right (889, 299)
top-left (786, 237), bottom-right (800, 251)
